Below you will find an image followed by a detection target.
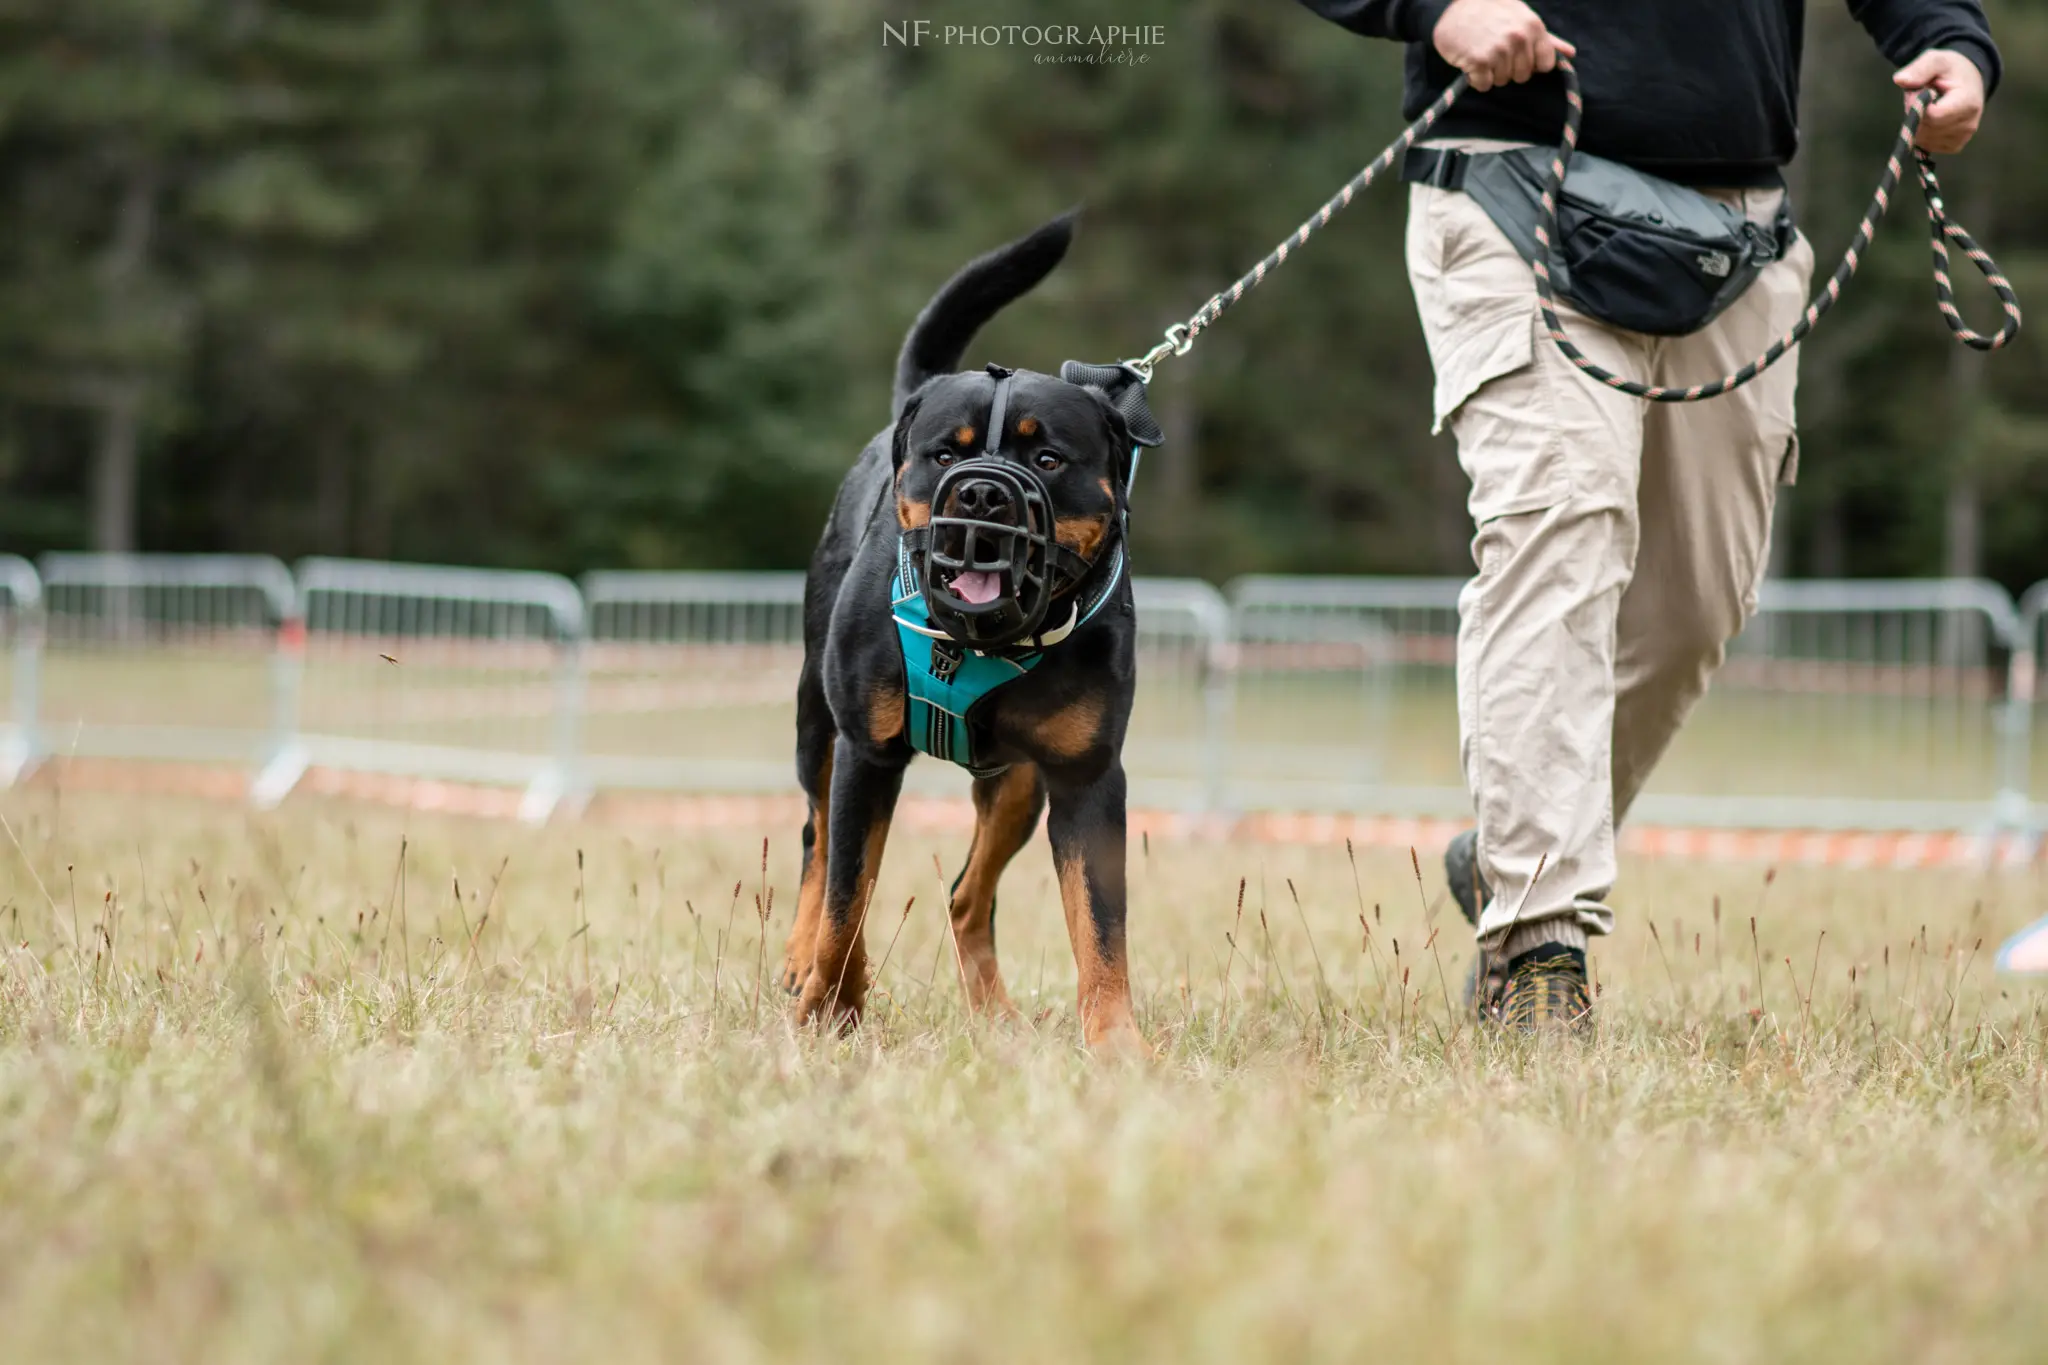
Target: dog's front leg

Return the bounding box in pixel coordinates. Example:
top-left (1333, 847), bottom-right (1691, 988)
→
top-left (1045, 760), bottom-right (1149, 1056)
top-left (795, 735), bottom-right (904, 1033)
top-left (949, 763), bottom-right (1044, 1018)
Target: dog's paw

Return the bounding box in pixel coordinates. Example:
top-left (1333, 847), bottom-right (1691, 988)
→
top-left (1087, 1026), bottom-right (1154, 1062)
top-left (1081, 1007), bottom-right (1154, 1061)
top-left (961, 976), bottom-right (1023, 1022)
top-left (794, 971), bottom-right (865, 1035)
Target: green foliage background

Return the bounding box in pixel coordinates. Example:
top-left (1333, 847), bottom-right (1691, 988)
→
top-left (1, 0), bottom-right (2044, 588)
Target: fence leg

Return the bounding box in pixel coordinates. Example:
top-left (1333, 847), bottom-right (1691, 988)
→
top-left (1998, 644), bottom-right (2038, 856)
top-left (1, 612), bottom-right (41, 787)
top-left (1201, 635), bottom-right (1235, 819)
top-left (1360, 633), bottom-right (1392, 792)
top-left (251, 615), bottom-right (308, 809)
top-left (521, 638), bottom-right (586, 825)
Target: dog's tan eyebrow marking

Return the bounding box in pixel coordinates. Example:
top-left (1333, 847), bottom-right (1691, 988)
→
top-left (1016, 416), bottom-right (1039, 437)
top-left (955, 425), bottom-right (976, 445)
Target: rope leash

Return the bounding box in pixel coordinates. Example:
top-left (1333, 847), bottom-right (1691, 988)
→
top-left (1124, 57), bottom-right (2020, 401)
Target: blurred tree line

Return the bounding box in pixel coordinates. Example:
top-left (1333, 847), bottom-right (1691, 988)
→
top-left (0, 0), bottom-right (2044, 588)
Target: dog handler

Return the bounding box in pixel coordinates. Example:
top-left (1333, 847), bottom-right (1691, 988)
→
top-left (1295, 0), bottom-right (2000, 1027)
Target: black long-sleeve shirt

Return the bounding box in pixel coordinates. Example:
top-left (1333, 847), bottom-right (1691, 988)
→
top-left (1296, 0), bottom-right (2001, 185)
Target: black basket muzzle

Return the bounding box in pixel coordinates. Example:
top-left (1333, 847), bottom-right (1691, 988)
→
top-left (910, 363), bottom-right (1124, 651)
top-left (918, 456), bottom-right (1062, 649)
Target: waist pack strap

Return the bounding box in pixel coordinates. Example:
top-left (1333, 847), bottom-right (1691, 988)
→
top-left (1403, 146), bottom-right (1471, 192)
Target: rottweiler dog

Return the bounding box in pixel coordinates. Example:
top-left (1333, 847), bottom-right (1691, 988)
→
top-left (778, 213), bottom-right (1152, 1054)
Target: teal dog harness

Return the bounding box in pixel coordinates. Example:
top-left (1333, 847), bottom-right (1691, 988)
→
top-left (891, 536), bottom-right (1124, 777)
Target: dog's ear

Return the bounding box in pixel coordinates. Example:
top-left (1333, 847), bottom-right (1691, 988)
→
top-left (1060, 358), bottom-right (1163, 491)
top-left (1076, 385), bottom-right (1138, 490)
top-left (1059, 360), bottom-right (1164, 449)
top-left (1086, 386), bottom-right (1134, 456)
top-left (891, 391), bottom-right (926, 472)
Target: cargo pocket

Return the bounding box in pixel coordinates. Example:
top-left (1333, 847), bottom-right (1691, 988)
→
top-left (1410, 186), bottom-right (1569, 523)
top-left (1776, 431), bottom-right (1800, 487)
top-left (1441, 309), bottom-right (1579, 523)
top-left (1431, 302), bottom-right (1534, 436)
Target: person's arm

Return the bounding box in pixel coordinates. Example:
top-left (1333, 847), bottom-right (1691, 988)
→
top-left (1849, 0), bottom-right (1999, 153)
top-left (1848, 0), bottom-right (2000, 96)
top-left (1296, 0), bottom-right (1575, 93)
top-left (1293, 0), bottom-right (1454, 42)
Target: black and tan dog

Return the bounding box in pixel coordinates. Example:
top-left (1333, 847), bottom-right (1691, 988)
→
top-left (778, 213), bottom-right (1157, 1054)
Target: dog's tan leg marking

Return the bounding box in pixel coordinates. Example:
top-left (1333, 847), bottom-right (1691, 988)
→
top-left (1029, 696), bottom-right (1105, 763)
top-left (797, 811), bottom-right (889, 1032)
top-left (867, 686), bottom-right (905, 746)
top-left (949, 764), bottom-right (1042, 1017)
top-left (1056, 851), bottom-right (1149, 1056)
top-left (779, 746), bottom-right (833, 993)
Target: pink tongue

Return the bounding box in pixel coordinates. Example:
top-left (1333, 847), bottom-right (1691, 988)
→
top-left (952, 570), bottom-right (1002, 605)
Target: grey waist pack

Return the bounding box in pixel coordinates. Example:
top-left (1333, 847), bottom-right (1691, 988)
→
top-left (1404, 145), bottom-right (1797, 337)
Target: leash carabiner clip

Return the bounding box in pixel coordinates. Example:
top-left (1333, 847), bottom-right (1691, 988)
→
top-left (1125, 323), bottom-right (1192, 383)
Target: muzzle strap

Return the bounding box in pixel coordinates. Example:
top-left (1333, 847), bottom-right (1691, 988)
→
top-left (981, 363), bottom-right (1014, 457)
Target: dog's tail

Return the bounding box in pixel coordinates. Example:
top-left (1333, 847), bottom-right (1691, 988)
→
top-left (892, 210), bottom-right (1077, 417)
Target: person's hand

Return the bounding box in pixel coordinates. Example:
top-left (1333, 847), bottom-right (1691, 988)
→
top-left (1893, 49), bottom-right (1986, 154)
top-left (1431, 0), bottom-right (1575, 93)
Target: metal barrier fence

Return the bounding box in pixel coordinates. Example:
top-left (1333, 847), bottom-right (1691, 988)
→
top-left (296, 558), bottom-right (585, 822)
top-left (33, 554), bottom-right (297, 777)
top-left (1223, 575), bottom-right (2031, 831)
top-left (1227, 576), bottom-right (1458, 815)
top-left (0, 554), bottom-right (2043, 837)
top-left (0, 555), bottom-right (39, 785)
top-left (581, 571), bottom-right (807, 795)
top-left (1657, 579), bottom-right (2027, 832)
top-left (1127, 578), bottom-right (1231, 811)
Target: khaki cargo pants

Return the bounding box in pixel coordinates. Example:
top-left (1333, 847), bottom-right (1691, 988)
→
top-left (1406, 148), bottom-right (1812, 955)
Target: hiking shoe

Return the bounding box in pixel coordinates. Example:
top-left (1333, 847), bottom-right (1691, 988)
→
top-left (1498, 943), bottom-right (1593, 1033)
top-left (1445, 829), bottom-right (1489, 927)
top-left (1445, 830), bottom-right (1508, 1017)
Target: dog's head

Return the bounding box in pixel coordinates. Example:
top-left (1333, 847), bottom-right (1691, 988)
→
top-left (892, 365), bottom-right (1135, 647)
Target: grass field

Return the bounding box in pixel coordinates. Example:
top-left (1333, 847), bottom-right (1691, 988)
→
top-left (3, 789), bottom-right (2047, 1363)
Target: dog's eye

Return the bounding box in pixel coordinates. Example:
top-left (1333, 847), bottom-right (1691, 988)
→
top-left (933, 450), bottom-right (956, 467)
top-left (1034, 451), bottom-right (1063, 472)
